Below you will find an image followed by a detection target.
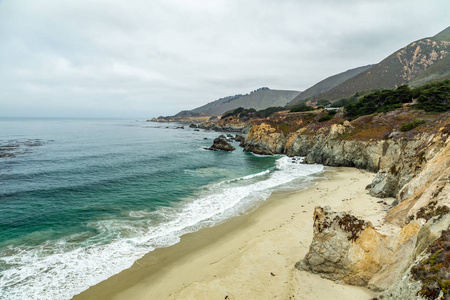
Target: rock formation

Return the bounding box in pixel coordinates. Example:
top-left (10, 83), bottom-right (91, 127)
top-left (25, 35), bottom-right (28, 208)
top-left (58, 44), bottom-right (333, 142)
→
top-left (297, 206), bottom-right (421, 291)
top-left (205, 135), bottom-right (236, 151)
top-left (243, 110), bottom-right (449, 204)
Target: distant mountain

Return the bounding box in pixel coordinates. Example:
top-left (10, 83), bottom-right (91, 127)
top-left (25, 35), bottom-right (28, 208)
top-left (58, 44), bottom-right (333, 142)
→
top-left (315, 26), bottom-right (450, 101)
top-left (288, 65), bottom-right (373, 106)
top-left (185, 88), bottom-right (300, 116)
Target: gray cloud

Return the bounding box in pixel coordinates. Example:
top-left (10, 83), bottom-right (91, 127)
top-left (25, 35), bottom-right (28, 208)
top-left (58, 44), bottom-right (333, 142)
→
top-left (0, 0), bottom-right (449, 118)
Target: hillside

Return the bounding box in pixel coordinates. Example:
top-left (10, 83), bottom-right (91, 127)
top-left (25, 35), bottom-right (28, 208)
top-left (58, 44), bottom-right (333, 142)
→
top-left (190, 88), bottom-right (300, 116)
top-left (314, 26), bottom-right (450, 101)
top-left (408, 52), bottom-right (450, 87)
top-left (288, 65), bottom-right (373, 106)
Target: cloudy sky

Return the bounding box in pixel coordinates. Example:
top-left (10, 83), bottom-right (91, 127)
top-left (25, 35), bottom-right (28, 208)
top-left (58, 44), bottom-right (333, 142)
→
top-left (0, 0), bottom-right (449, 118)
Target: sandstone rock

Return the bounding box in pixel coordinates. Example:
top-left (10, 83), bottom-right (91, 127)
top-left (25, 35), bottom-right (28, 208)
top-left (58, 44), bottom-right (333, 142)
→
top-left (243, 124), bottom-right (285, 154)
top-left (298, 206), bottom-right (420, 291)
top-left (198, 121), bottom-right (214, 130)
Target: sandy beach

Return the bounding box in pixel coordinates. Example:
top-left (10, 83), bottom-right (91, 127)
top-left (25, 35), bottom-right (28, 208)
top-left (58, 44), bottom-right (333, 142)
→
top-left (73, 167), bottom-right (388, 300)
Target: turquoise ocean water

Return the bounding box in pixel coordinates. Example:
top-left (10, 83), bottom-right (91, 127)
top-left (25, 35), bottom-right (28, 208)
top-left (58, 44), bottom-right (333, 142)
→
top-left (0, 118), bottom-right (324, 299)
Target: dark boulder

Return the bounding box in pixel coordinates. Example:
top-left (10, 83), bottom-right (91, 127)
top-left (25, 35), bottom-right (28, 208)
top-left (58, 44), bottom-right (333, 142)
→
top-left (205, 135), bottom-right (236, 151)
top-left (234, 135), bottom-right (245, 147)
top-left (189, 123), bottom-right (198, 128)
top-left (244, 144), bottom-right (273, 155)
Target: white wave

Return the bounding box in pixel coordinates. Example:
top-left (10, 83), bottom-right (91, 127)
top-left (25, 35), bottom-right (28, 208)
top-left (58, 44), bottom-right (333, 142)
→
top-left (0, 156), bottom-right (323, 300)
top-left (231, 169), bottom-right (271, 181)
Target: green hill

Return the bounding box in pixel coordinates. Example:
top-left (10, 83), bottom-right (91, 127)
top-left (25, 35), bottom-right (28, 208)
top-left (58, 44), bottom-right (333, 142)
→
top-left (315, 26), bottom-right (450, 101)
top-left (288, 65), bottom-right (373, 106)
top-left (185, 88), bottom-right (300, 116)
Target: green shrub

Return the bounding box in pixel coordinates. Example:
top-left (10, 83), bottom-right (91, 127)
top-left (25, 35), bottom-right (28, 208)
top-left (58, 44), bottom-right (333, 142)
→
top-left (333, 93), bottom-right (363, 108)
top-left (254, 106), bottom-right (285, 118)
top-left (328, 110), bottom-right (337, 116)
top-left (318, 115), bottom-right (333, 122)
top-left (317, 99), bottom-right (331, 106)
top-left (413, 80), bottom-right (450, 112)
top-left (290, 104), bottom-right (315, 112)
top-left (344, 85), bottom-right (412, 118)
top-left (344, 80), bottom-right (450, 118)
top-left (400, 119), bottom-right (426, 132)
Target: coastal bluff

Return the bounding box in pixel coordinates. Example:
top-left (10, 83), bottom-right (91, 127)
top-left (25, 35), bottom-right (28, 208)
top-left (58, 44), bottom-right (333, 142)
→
top-left (240, 108), bottom-right (450, 298)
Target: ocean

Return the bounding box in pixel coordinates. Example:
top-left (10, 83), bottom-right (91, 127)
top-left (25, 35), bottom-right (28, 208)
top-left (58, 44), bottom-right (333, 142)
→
top-left (0, 118), bottom-right (324, 300)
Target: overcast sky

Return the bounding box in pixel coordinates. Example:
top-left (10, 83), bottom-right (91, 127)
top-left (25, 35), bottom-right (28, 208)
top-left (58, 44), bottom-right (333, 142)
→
top-left (0, 0), bottom-right (449, 118)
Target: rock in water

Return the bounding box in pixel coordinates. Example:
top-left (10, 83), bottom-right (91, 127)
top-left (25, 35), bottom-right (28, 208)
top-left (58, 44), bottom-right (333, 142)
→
top-left (234, 134), bottom-right (246, 147)
top-left (205, 135), bottom-right (236, 151)
top-left (189, 123), bottom-right (198, 128)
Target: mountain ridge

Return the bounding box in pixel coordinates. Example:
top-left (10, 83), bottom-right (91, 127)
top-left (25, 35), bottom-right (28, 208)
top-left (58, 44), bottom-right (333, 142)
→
top-left (173, 88), bottom-right (300, 118)
top-left (288, 65), bottom-right (373, 106)
top-left (313, 26), bottom-right (450, 101)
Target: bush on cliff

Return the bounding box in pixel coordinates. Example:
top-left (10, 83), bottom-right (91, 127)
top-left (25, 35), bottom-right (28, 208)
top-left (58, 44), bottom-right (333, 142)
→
top-left (318, 110), bottom-right (337, 122)
top-left (400, 119), bottom-right (426, 132)
top-left (221, 106), bottom-right (286, 120)
top-left (413, 80), bottom-right (450, 112)
top-left (290, 104), bottom-right (315, 112)
top-left (344, 80), bottom-right (450, 118)
top-left (222, 107), bottom-right (254, 119)
top-left (254, 106), bottom-right (285, 118)
top-left (344, 85), bottom-right (412, 118)
top-left (333, 93), bottom-right (361, 107)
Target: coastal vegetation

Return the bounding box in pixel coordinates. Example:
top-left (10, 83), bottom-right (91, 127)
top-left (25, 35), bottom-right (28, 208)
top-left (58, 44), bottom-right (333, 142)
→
top-left (400, 119), bottom-right (426, 132)
top-left (344, 80), bottom-right (450, 119)
top-left (289, 104), bottom-right (315, 112)
top-left (411, 230), bottom-right (450, 300)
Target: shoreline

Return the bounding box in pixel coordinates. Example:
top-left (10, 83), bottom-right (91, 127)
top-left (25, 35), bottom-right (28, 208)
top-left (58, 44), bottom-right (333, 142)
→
top-left (73, 167), bottom-right (383, 300)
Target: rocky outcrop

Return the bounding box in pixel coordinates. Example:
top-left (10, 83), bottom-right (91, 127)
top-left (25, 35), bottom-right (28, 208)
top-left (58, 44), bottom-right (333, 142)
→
top-left (243, 123), bottom-right (286, 154)
top-left (198, 121), bottom-right (247, 132)
top-left (234, 135), bottom-right (245, 147)
top-left (205, 135), bottom-right (235, 151)
top-left (297, 206), bottom-right (421, 291)
top-left (243, 111), bottom-right (450, 203)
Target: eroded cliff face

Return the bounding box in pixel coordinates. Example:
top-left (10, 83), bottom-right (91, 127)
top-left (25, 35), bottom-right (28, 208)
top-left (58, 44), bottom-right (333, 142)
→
top-left (298, 206), bottom-right (421, 291)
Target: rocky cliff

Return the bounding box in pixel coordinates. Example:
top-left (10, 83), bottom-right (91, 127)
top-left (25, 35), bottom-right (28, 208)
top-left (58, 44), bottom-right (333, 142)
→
top-left (244, 108), bottom-right (449, 201)
top-left (240, 107), bottom-right (449, 298)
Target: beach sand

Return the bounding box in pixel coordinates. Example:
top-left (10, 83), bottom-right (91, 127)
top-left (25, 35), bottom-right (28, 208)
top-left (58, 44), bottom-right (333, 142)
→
top-left (73, 167), bottom-right (388, 300)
